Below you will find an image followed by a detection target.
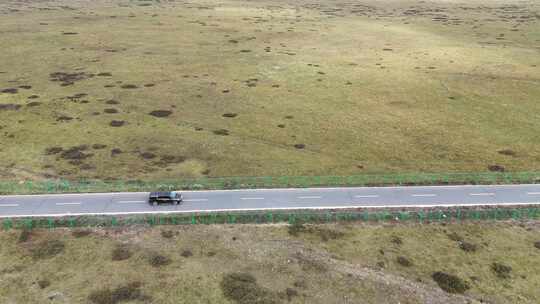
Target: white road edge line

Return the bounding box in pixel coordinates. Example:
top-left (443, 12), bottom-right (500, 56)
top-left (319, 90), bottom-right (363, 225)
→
top-left (0, 204), bottom-right (19, 207)
top-left (55, 202), bottom-right (82, 205)
top-left (241, 197), bottom-right (265, 200)
top-left (298, 196), bottom-right (322, 199)
top-left (116, 201), bottom-right (146, 204)
top-left (354, 195), bottom-right (379, 198)
top-left (3, 201), bottom-right (540, 218)
top-left (412, 194), bottom-right (437, 197)
top-left (469, 193), bottom-right (495, 196)
top-left (527, 192), bottom-right (540, 195)
top-left (183, 199), bottom-right (208, 202)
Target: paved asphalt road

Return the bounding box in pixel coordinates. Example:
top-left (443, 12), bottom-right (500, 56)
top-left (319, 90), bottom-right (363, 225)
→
top-left (0, 184), bottom-right (540, 218)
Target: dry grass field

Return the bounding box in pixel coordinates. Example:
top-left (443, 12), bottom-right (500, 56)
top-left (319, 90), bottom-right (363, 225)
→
top-left (1, 222), bottom-right (539, 303)
top-left (0, 0), bottom-right (539, 181)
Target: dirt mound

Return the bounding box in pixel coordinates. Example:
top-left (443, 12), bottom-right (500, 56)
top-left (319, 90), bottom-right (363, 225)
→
top-left (149, 110), bottom-right (172, 117)
top-left (109, 120), bottom-right (125, 127)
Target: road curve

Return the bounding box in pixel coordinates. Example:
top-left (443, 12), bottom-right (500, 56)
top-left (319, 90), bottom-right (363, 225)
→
top-left (1, 184), bottom-right (540, 218)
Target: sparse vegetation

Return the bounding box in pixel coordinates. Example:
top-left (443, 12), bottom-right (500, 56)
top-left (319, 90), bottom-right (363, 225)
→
top-left (72, 229), bottom-right (92, 238)
top-left (148, 252), bottom-right (171, 267)
top-left (459, 241), bottom-right (477, 253)
top-left (88, 282), bottom-right (149, 304)
top-left (18, 229), bottom-right (31, 243)
top-left (160, 230), bottom-right (174, 239)
top-left (491, 262), bottom-right (512, 279)
top-left (396, 256), bottom-right (413, 267)
top-left (111, 244), bottom-right (132, 261)
top-left (30, 239), bottom-right (65, 259)
top-left (37, 279), bottom-right (50, 289)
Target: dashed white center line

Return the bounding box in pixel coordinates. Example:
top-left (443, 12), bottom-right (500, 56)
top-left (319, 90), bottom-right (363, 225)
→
top-left (527, 192), bottom-right (540, 195)
top-left (183, 198), bottom-right (208, 202)
top-left (241, 197), bottom-right (265, 200)
top-left (469, 193), bottom-right (494, 196)
top-left (412, 194), bottom-right (437, 197)
top-left (0, 204), bottom-right (19, 207)
top-left (55, 202), bottom-right (81, 206)
top-left (298, 196), bottom-right (321, 199)
top-left (116, 201), bottom-right (146, 204)
top-left (354, 195), bottom-right (380, 198)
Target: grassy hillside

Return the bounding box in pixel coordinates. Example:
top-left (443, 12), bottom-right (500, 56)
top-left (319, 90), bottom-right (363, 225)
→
top-left (1, 221), bottom-right (540, 303)
top-left (0, 0), bottom-right (539, 181)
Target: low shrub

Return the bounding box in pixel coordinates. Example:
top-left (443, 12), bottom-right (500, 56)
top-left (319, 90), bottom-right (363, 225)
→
top-left (37, 279), bottom-right (50, 289)
top-left (18, 229), bottom-right (32, 243)
top-left (396, 256), bottom-right (413, 267)
top-left (148, 252), bottom-right (171, 267)
top-left (160, 230), bottom-right (174, 239)
top-left (491, 262), bottom-right (512, 279)
top-left (432, 272), bottom-right (470, 294)
top-left (287, 222), bottom-right (305, 236)
top-left (459, 241), bottom-right (477, 253)
top-left (31, 239), bottom-right (65, 259)
top-left (220, 272), bottom-right (277, 304)
top-left (181, 249), bottom-right (193, 258)
top-left (111, 244), bottom-right (132, 261)
top-left (88, 282), bottom-right (149, 304)
top-left (72, 229), bottom-right (92, 238)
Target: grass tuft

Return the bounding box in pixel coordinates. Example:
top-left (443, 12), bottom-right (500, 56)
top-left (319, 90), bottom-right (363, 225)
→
top-left (220, 272), bottom-right (277, 304)
top-left (491, 262), bottom-right (512, 279)
top-left (88, 282), bottom-right (149, 304)
top-left (432, 272), bottom-right (469, 294)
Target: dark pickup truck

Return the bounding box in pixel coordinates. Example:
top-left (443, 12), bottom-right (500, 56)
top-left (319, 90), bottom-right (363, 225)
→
top-left (148, 191), bottom-right (183, 206)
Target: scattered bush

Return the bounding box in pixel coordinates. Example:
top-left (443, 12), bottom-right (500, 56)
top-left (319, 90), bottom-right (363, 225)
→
top-left (18, 229), bottom-right (32, 243)
top-left (31, 239), bottom-right (65, 259)
top-left (390, 235), bottom-right (403, 246)
top-left (148, 252), bottom-right (171, 267)
top-left (432, 272), bottom-right (470, 294)
top-left (459, 241), bottom-right (477, 253)
top-left (72, 229), bottom-right (92, 238)
top-left (220, 272), bottom-right (277, 304)
top-left (534, 241), bottom-right (540, 249)
top-left (111, 244), bottom-right (132, 261)
top-left (37, 279), bottom-right (50, 289)
top-left (447, 232), bottom-right (463, 242)
top-left (160, 230), bottom-right (174, 239)
top-left (396, 256), bottom-right (413, 267)
top-left (181, 249), bottom-right (193, 258)
top-left (287, 222), bottom-right (305, 236)
top-left (88, 282), bottom-right (149, 304)
top-left (491, 262), bottom-right (512, 279)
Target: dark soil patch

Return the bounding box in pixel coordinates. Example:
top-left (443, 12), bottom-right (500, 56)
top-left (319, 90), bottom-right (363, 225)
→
top-left (97, 72), bottom-right (112, 77)
top-left (62, 32), bottom-right (78, 35)
top-left (488, 165), bottom-right (505, 172)
top-left (144, 83), bottom-right (155, 87)
top-left (105, 99), bottom-right (120, 105)
top-left (154, 155), bottom-right (186, 167)
top-left (140, 152), bottom-right (156, 159)
top-left (28, 95), bottom-right (40, 99)
top-left (1, 88), bottom-right (18, 94)
top-left (104, 108), bottom-right (119, 114)
top-left (285, 115), bottom-right (293, 119)
top-left (120, 84), bottom-right (138, 89)
top-left (213, 129), bottom-right (230, 136)
top-left (432, 272), bottom-right (469, 294)
top-left (498, 149), bottom-right (516, 156)
top-left (18, 85), bottom-right (32, 89)
top-left (396, 256), bottom-right (413, 267)
top-left (284, 288), bottom-right (298, 301)
top-left (222, 89), bottom-right (230, 93)
top-left (277, 124), bottom-right (285, 128)
top-left (535, 241), bottom-right (540, 249)
top-left (88, 282), bottom-right (149, 304)
top-left (148, 252), bottom-right (171, 267)
top-left (37, 279), bottom-right (50, 289)
top-left (294, 144), bottom-right (305, 149)
top-left (45, 147), bottom-right (63, 155)
top-left (149, 110), bottom-right (172, 118)
top-left (491, 262), bottom-right (512, 279)
top-left (92, 144), bottom-right (107, 150)
top-left (222, 113), bottom-right (238, 118)
top-left (109, 120), bottom-right (125, 127)
top-left (0, 104), bottom-right (21, 111)
top-left (27, 101), bottom-right (42, 107)
top-left (220, 272), bottom-right (277, 304)
top-left (181, 249), bottom-right (193, 257)
top-left (31, 239), bottom-right (65, 259)
top-left (112, 244), bottom-right (132, 261)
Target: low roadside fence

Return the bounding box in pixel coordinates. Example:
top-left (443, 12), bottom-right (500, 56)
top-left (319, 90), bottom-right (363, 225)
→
top-left (3, 207), bottom-right (540, 231)
top-left (1, 171), bottom-right (540, 195)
